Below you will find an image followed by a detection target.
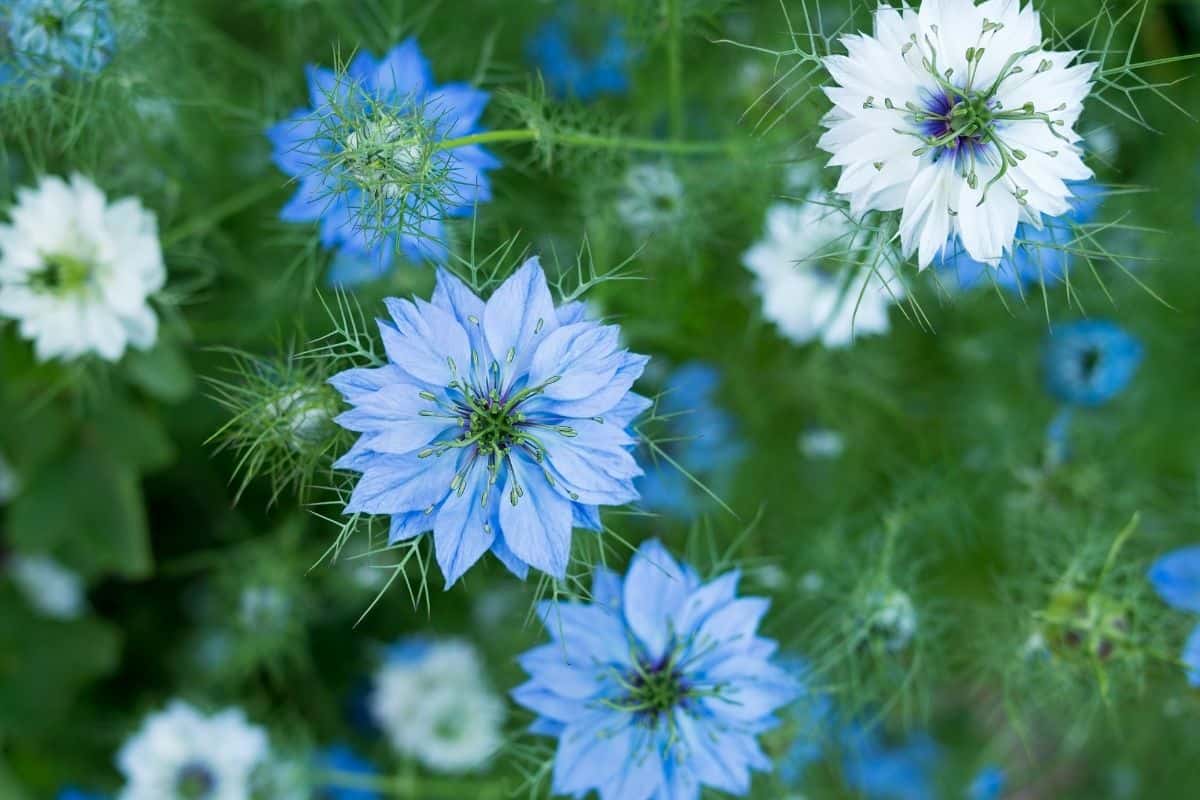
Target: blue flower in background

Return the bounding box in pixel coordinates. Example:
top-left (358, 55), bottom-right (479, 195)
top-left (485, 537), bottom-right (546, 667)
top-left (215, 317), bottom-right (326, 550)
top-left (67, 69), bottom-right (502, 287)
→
top-left (841, 724), bottom-right (940, 800)
top-left (268, 38), bottom-right (500, 283)
top-left (528, 7), bottom-right (634, 101)
top-left (1149, 546), bottom-right (1200, 686)
top-left (1042, 320), bottom-right (1142, 408)
top-left (56, 790), bottom-right (107, 800)
top-left (316, 745), bottom-right (380, 800)
top-left (939, 181), bottom-right (1103, 292)
top-left (330, 259), bottom-right (649, 584)
top-left (969, 765), bottom-right (1007, 800)
top-left (4, 0), bottom-right (115, 79)
top-left (512, 539), bottom-right (797, 800)
top-left (1148, 546), bottom-right (1200, 613)
top-left (777, 656), bottom-right (834, 787)
top-left (638, 362), bottom-right (744, 518)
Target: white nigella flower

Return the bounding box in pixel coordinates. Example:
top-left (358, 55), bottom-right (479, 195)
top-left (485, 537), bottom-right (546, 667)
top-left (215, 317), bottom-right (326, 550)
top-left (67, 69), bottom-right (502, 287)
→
top-left (818, 0), bottom-right (1096, 268)
top-left (615, 162), bottom-right (685, 233)
top-left (0, 174), bottom-right (165, 362)
top-left (8, 554), bottom-right (86, 619)
top-left (369, 638), bottom-right (505, 773)
top-left (117, 701), bottom-right (269, 800)
top-left (742, 197), bottom-right (901, 348)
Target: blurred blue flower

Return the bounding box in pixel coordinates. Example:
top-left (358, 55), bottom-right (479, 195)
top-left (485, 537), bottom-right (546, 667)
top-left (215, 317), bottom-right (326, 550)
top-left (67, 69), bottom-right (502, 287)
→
top-left (939, 181), bottom-right (1104, 292)
top-left (1042, 320), bottom-right (1142, 408)
top-left (527, 7), bottom-right (634, 101)
top-left (841, 724), bottom-right (940, 800)
top-left (268, 38), bottom-right (500, 283)
top-left (638, 362), bottom-right (745, 518)
top-left (329, 259), bottom-right (649, 584)
top-left (512, 539), bottom-right (797, 800)
top-left (5, 0), bottom-right (115, 79)
top-left (56, 790), bottom-right (107, 800)
top-left (969, 765), bottom-right (1006, 800)
top-left (1148, 546), bottom-right (1200, 613)
top-left (316, 744), bottom-right (380, 800)
top-left (777, 656), bottom-right (834, 787)
top-left (1183, 624), bottom-right (1200, 687)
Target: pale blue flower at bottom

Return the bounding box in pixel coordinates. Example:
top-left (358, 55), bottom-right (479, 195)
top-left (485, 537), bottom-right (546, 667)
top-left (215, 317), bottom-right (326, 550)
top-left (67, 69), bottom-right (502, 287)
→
top-left (512, 538), bottom-right (797, 800)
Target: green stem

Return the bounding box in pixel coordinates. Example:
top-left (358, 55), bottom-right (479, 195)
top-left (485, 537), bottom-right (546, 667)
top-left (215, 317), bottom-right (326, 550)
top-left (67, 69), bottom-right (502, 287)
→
top-left (435, 128), bottom-right (736, 156)
top-left (665, 0), bottom-right (685, 138)
top-left (161, 176), bottom-right (282, 247)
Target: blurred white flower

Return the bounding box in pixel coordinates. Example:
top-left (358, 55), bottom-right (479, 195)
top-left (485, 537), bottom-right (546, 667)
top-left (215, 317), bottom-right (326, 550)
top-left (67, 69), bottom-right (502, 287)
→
top-left (117, 700), bottom-right (269, 800)
top-left (743, 198), bottom-right (901, 348)
top-left (800, 570), bottom-right (825, 594)
top-left (616, 163), bottom-right (685, 233)
top-left (369, 638), bottom-right (505, 773)
top-left (0, 174), bottom-right (165, 361)
top-left (8, 554), bottom-right (86, 619)
top-left (865, 589), bottom-right (917, 651)
top-left (800, 428), bottom-right (845, 459)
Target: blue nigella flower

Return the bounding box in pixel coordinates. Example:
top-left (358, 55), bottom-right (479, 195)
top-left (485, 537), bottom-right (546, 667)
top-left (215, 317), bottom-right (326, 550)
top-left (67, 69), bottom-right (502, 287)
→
top-left (315, 744), bottom-right (380, 800)
top-left (1148, 546), bottom-right (1200, 686)
top-left (511, 538), bottom-right (797, 800)
top-left (1148, 546), bottom-right (1200, 613)
top-left (637, 362), bottom-right (745, 518)
top-left (1042, 320), bottom-right (1142, 408)
top-left (329, 258), bottom-right (649, 584)
top-left (527, 7), bottom-right (634, 101)
top-left (4, 0), bottom-right (115, 79)
top-left (969, 765), bottom-right (1007, 800)
top-left (56, 790), bottom-right (107, 800)
top-left (268, 38), bottom-right (500, 283)
top-left (841, 723), bottom-right (940, 800)
top-left (939, 181), bottom-right (1104, 292)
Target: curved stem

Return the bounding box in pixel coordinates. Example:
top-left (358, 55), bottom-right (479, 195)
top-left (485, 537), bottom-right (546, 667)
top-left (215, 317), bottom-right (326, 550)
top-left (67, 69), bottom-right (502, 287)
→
top-left (435, 127), bottom-right (738, 156)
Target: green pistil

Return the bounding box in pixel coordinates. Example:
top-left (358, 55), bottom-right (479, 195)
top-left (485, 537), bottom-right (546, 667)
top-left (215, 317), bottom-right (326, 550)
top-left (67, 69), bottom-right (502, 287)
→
top-left (35, 13), bottom-right (64, 33)
top-left (31, 251), bottom-right (93, 294)
top-left (469, 401), bottom-right (522, 454)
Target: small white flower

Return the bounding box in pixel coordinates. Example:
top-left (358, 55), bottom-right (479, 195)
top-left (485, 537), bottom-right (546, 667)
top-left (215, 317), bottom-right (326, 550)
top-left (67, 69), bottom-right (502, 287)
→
top-left (8, 554), bottom-right (85, 619)
top-left (407, 683), bottom-right (506, 773)
top-left (818, 0), bottom-right (1095, 268)
top-left (800, 428), bottom-right (845, 459)
top-left (616, 163), bottom-right (685, 233)
top-left (369, 638), bottom-right (505, 773)
top-left (0, 452), bottom-right (18, 503)
top-left (800, 570), bottom-right (825, 594)
top-left (0, 174), bottom-right (165, 362)
top-left (742, 198), bottom-right (901, 348)
top-left (117, 701), bottom-right (269, 800)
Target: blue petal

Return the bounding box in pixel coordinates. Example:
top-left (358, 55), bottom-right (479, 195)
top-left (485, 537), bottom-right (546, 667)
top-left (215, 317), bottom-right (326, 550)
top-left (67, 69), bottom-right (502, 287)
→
top-left (622, 539), bottom-right (693, 661)
top-left (527, 322), bottom-right (623, 401)
top-left (553, 711), bottom-right (661, 800)
top-left (328, 365), bottom-right (408, 404)
top-left (267, 108), bottom-right (322, 177)
top-left (334, 384), bottom-right (452, 454)
top-left (572, 503), bottom-right (603, 532)
top-left (490, 532), bottom-right (530, 580)
top-left (517, 644), bottom-right (603, 698)
top-left (482, 257), bottom-right (560, 385)
top-left (498, 455), bottom-right (574, 577)
top-left (279, 173), bottom-right (331, 223)
top-left (389, 510), bottom-right (432, 543)
top-left (591, 567), bottom-right (622, 608)
top-left (526, 352), bottom-right (649, 419)
top-left (380, 297), bottom-right (472, 386)
top-left (369, 38), bottom-right (433, 99)
top-left (427, 82), bottom-right (490, 138)
top-left (1148, 546), bottom-right (1200, 613)
top-left (432, 460), bottom-right (497, 587)
top-left (344, 451), bottom-right (458, 515)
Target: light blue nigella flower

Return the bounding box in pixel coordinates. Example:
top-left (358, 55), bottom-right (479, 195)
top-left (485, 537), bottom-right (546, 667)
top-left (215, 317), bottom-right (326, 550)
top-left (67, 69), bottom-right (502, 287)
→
top-left (329, 258), bottom-right (649, 584)
top-left (267, 39), bottom-right (500, 283)
top-left (527, 8), bottom-right (634, 101)
top-left (5, 0), bottom-right (115, 79)
top-left (316, 744), bottom-right (381, 800)
top-left (1148, 546), bottom-right (1200, 613)
top-left (939, 181), bottom-right (1103, 292)
top-left (56, 790), bottom-right (107, 800)
top-left (841, 723), bottom-right (940, 800)
top-left (1042, 320), bottom-right (1142, 408)
top-left (511, 538), bottom-right (797, 800)
top-left (638, 362), bottom-right (745, 518)
top-left (969, 765), bottom-right (1006, 800)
